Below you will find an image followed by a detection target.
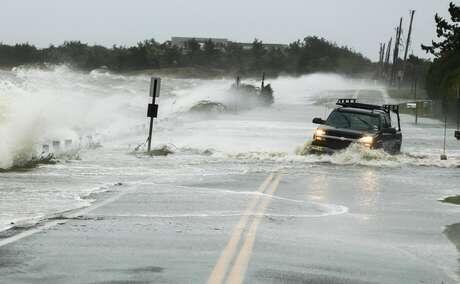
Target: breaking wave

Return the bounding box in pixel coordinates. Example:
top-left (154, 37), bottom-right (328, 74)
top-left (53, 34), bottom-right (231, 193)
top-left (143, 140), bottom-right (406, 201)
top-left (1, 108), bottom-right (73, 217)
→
top-left (0, 65), bottom-right (149, 169)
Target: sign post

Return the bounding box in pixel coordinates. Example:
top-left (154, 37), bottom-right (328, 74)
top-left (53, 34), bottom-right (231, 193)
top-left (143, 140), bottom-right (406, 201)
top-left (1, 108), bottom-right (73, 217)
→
top-left (414, 78), bottom-right (418, 124)
top-left (456, 84), bottom-right (460, 140)
top-left (147, 78), bottom-right (161, 152)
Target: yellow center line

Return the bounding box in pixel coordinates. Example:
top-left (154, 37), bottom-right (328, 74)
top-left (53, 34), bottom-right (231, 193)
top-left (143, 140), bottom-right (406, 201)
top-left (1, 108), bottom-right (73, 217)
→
top-left (225, 175), bottom-right (282, 284)
top-left (207, 173), bottom-right (275, 284)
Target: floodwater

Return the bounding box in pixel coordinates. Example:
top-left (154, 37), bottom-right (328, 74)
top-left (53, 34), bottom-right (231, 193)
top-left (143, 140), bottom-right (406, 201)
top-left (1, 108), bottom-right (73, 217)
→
top-left (0, 66), bottom-right (460, 282)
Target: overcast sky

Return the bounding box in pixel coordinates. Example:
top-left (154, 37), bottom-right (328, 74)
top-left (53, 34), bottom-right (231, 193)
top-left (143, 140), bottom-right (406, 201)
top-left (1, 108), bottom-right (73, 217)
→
top-left (0, 0), bottom-right (455, 60)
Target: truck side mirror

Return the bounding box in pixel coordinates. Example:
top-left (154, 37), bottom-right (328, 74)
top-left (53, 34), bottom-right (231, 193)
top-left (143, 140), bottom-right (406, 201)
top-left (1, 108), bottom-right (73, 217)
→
top-left (312, 117), bottom-right (325, 124)
top-left (455, 130), bottom-right (460, 140)
top-left (382, 128), bottom-right (397, 134)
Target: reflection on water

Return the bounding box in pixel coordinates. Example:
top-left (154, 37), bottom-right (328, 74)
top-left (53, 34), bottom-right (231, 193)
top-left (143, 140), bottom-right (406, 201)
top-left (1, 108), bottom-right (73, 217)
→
top-left (356, 169), bottom-right (380, 215)
top-left (309, 174), bottom-right (328, 201)
top-left (444, 223), bottom-right (460, 276)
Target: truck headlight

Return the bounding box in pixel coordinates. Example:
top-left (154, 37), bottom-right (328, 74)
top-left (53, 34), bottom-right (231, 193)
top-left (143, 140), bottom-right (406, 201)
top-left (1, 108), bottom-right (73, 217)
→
top-left (315, 129), bottom-right (326, 137)
top-left (314, 129), bottom-right (326, 141)
top-left (358, 135), bottom-right (374, 145)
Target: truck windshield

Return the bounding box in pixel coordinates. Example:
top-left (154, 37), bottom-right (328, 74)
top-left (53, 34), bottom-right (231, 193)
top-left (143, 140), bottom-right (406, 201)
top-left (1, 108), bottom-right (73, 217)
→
top-left (326, 110), bottom-right (380, 131)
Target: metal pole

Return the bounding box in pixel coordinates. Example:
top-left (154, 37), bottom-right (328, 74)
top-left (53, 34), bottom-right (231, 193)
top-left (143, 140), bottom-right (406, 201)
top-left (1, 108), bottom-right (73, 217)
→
top-left (147, 115), bottom-right (154, 152)
top-left (457, 84), bottom-right (459, 130)
top-left (443, 114), bottom-right (447, 154)
top-left (147, 78), bottom-right (160, 152)
top-left (414, 78), bottom-right (418, 124)
top-left (261, 72), bottom-right (265, 89)
top-left (441, 97), bottom-right (448, 160)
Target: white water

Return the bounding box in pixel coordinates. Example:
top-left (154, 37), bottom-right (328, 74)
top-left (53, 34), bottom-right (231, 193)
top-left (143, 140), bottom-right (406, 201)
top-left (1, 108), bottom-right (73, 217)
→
top-left (1, 65), bottom-right (460, 232)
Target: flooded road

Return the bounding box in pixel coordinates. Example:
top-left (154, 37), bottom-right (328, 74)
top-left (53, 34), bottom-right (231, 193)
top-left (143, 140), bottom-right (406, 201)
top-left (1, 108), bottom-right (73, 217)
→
top-left (0, 66), bottom-right (459, 283)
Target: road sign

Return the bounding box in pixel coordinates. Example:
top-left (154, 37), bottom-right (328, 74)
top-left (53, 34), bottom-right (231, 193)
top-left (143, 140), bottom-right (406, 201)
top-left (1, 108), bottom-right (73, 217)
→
top-left (149, 78), bottom-right (161, 98)
top-left (147, 103), bottom-right (158, 118)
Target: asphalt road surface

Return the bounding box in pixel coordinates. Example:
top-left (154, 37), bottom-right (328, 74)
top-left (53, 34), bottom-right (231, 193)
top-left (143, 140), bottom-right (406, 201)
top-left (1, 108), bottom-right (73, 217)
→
top-left (1, 165), bottom-right (459, 284)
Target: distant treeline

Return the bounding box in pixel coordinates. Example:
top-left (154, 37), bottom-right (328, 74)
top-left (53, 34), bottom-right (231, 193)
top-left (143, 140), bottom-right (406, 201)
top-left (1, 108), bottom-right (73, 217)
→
top-left (0, 37), bottom-right (372, 76)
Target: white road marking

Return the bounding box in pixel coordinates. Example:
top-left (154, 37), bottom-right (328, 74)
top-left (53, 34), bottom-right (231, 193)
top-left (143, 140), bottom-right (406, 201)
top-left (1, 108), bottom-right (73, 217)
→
top-left (0, 187), bottom-right (131, 248)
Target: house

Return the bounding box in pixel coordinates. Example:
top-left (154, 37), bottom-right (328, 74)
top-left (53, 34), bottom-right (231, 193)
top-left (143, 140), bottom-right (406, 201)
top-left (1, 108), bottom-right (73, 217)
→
top-left (170, 37), bottom-right (288, 51)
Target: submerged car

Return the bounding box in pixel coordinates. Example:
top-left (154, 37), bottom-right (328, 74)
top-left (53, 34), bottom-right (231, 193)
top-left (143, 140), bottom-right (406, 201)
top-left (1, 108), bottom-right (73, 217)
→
top-left (311, 99), bottom-right (402, 154)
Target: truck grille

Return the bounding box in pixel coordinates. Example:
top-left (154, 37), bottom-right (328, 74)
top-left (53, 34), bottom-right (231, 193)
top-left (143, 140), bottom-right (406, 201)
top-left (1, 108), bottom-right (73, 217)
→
top-left (325, 129), bottom-right (362, 140)
top-left (312, 137), bottom-right (352, 150)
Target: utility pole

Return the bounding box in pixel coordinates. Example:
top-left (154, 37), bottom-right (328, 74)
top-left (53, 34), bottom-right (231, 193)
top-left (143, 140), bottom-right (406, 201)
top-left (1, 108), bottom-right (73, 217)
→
top-left (381, 43), bottom-right (386, 78)
top-left (384, 38), bottom-right (392, 80)
top-left (147, 78), bottom-right (161, 152)
top-left (378, 43), bottom-right (384, 78)
top-left (381, 43), bottom-right (386, 70)
top-left (391, 18), bottom-right (403, 85)
top-left (403, 10), bottom-right (416, 81)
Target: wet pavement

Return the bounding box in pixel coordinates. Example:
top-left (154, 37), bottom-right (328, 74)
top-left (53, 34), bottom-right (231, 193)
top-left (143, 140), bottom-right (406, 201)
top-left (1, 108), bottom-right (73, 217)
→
top-left (0, 165), bottom-right (459, 284)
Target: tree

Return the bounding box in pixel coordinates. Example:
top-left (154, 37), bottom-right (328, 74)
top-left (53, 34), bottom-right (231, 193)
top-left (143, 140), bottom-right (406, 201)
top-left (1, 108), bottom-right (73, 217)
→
top-left (184, 38), bottom-right (202, 66)
top-left (203, 39), bottom-right (221, 66)
top-left (159, 41), bottom-right (181, 67)
top-left (223, 42), bottom-right (245, 71)
top-left (250, 39), bottom-right (266, 71)
top-left (423, 2), bottom-right (460, 98)
top-left (422, 2), bottom-right (460, 57)
top-left (422, 2), bottom-right (460, 121)
top-left (266, 48), bottom-right (286, 71)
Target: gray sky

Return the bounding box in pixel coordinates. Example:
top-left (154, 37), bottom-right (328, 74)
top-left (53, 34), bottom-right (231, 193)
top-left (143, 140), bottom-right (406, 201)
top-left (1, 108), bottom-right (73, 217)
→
top-left (0, 0), bottom-right (455, 60)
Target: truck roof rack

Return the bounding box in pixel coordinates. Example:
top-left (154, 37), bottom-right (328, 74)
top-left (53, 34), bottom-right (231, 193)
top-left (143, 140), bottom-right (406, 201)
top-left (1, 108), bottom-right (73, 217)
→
top-left (336, 99), bottom-right (383, 111)
top-left (336, 99), bottom-right (357, 104)
top-left (382, 104), bottom-right (399, 114)
top-left (336, 99), bottom-right (399, 114)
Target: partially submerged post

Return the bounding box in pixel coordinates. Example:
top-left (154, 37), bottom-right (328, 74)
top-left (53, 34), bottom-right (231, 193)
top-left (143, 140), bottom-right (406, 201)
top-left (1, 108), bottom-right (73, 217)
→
top-left (456, 84), bottom-right (460, 140)
top-left (65, 139), bottom-right (72, 149)
top-left (52, 141), bottom-right (60, 153)
top-left (261, 72), bottom-right (265, 89)
top-left (414, 77), bottom-right (418, 124)
top-left (441, 116), bottom-right (448, 160)
top-left (147, 77), bottom-right (161, 152)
